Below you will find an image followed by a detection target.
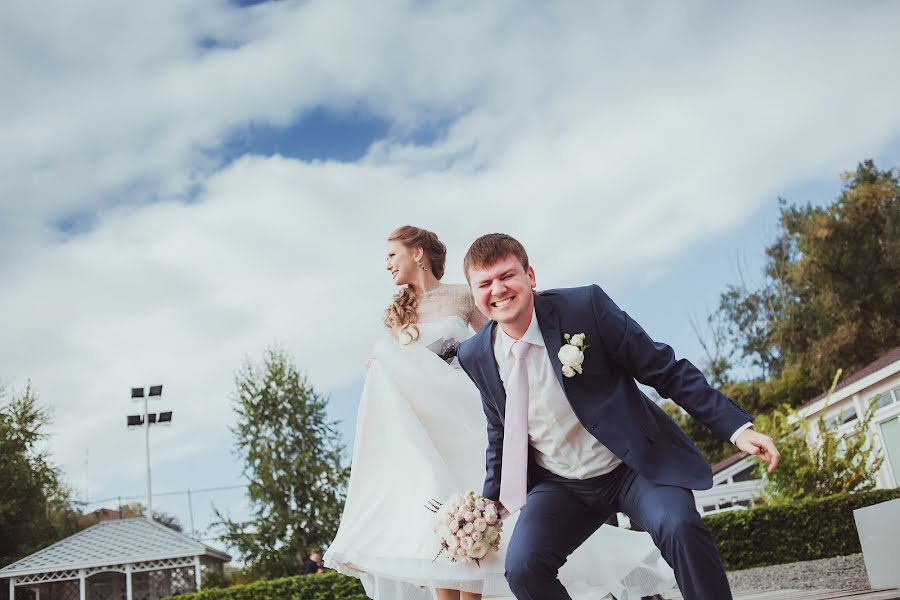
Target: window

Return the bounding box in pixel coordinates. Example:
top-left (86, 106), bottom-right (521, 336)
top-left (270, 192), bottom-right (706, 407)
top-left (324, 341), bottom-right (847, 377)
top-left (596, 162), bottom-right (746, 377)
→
top-left (872, 386), bottom-right (899, 411)
top-left (732, 466), bottom-right (758, 482)
top-left (824, 406), bottom-right (857, 428)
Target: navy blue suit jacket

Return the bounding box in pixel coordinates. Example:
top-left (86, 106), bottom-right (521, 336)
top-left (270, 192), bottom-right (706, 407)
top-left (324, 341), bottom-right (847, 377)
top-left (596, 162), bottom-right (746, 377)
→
top-left (457, 285), bottom-right (753, 500)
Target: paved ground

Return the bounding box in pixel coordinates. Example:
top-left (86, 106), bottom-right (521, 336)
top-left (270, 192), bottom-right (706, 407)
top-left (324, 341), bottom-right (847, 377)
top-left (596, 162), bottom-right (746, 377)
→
top-left (728, 554), bottom-right (873, 592)
top-left (662, 590), bottom-right (900, 599)
top-left (657, 553), bottom-right (900, 599)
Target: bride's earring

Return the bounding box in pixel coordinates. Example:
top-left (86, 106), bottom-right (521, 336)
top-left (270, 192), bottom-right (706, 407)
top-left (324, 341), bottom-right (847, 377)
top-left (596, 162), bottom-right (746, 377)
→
top-left (417, 260), bottom-right (427, 271)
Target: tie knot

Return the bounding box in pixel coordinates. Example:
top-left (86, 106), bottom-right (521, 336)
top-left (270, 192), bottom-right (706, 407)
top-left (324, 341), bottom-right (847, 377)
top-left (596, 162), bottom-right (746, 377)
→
top-left (511, 340), bottom-right (530, 360)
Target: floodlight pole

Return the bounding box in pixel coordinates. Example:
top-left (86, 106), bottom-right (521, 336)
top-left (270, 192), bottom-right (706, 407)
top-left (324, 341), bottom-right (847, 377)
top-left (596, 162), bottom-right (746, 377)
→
top-left (144, 392), bottom-right (153, 520)
top-left (129, 385), bottom-right (170, 523)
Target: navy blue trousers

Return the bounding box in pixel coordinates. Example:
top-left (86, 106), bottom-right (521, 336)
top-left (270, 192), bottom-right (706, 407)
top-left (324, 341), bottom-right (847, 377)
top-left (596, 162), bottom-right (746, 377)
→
top-left (504, 464), bottom-right (732, 600)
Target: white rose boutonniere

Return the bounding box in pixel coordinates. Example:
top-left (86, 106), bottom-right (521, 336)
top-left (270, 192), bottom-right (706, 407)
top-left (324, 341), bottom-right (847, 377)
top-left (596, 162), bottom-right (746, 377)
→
top-left (558, 333), bottom-right (589, 378)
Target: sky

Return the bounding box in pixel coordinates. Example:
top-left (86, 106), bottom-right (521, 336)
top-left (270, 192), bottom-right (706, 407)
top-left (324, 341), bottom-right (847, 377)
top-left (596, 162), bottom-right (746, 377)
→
top-left (2, 0), bottom-right (900, 557)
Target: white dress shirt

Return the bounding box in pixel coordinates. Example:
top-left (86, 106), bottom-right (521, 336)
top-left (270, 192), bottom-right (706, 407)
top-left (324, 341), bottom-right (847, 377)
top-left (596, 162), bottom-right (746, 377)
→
top-left (492, 309), bottom-right (751, 481)
top-left (493, 309), bottom-right (622, 479)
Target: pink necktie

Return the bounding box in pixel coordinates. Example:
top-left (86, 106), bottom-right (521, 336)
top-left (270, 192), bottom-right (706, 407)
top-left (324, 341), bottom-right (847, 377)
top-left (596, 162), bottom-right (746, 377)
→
top-left (500, 340), bottom-right (531, 514)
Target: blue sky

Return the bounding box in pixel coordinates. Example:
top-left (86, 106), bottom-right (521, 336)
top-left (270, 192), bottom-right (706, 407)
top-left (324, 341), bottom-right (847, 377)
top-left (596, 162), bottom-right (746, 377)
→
top-left (2, 0), bottom-right (900, 559)
top-left (222, 107), bottom-right (391, 163)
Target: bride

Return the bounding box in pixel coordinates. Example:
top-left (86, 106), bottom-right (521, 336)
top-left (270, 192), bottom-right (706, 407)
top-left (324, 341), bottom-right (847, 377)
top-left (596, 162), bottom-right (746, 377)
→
top-left (324, 226), bottom-right (675, 600)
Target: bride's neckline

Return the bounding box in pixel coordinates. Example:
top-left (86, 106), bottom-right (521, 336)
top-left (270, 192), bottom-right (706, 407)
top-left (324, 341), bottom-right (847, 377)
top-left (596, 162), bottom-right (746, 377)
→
top-left (420, 283), bottom-right (444, 296)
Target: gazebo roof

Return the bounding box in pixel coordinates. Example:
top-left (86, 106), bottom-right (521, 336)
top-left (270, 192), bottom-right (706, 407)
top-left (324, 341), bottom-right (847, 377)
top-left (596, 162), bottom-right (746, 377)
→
top-left (0, 518), bottom-right (230, 579)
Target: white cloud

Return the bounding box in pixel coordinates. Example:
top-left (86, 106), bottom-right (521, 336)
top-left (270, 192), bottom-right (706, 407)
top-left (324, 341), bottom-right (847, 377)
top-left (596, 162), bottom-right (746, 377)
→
top-left (2, 0), bottom-right (900, 540)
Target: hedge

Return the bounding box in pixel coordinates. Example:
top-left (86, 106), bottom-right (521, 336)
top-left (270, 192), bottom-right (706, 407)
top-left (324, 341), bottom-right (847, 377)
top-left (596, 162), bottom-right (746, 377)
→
top-left (703, 488), bottom-right (900, 570)
top-left (178, 572), bottom-right (367, 600)
top-left (179, 490), bottom-right (900, 597)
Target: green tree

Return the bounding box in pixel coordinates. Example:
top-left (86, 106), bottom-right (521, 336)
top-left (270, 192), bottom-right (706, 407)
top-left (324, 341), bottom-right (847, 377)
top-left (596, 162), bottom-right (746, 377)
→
top-left (117, 502), bottom-right (184, 533)
top-left (684, 159), bottom-right (900, 465)
top-left (215, 348), bottom-right (349, 578)
top-left (717, 160), bottom-right (900, 402)
top-left (0, 383), bottom-right (80, 567)
top-left (753, 372), bottom-right (884, 505)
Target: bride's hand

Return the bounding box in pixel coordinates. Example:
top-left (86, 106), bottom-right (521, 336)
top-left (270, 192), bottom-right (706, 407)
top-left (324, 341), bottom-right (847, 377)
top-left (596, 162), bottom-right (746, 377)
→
top-left (488, 499), bottom-right (510, 520)
top-left (366, 357), bottom-right (374, 369)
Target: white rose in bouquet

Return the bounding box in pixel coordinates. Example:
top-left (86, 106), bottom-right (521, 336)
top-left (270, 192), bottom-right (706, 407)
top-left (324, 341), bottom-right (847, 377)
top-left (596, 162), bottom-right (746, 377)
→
top-left (467, 540), bottom-right (489, 559)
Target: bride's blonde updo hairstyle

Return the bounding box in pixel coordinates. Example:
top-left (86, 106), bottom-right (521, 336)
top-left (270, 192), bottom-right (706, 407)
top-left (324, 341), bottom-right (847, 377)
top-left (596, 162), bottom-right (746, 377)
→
top-left (384, 225), bottom-right (447, 343)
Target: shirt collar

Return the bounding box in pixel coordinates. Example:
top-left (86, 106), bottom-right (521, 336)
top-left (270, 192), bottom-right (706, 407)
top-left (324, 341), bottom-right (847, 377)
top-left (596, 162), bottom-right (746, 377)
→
top-left (496, 308), bottom-right (545, 358)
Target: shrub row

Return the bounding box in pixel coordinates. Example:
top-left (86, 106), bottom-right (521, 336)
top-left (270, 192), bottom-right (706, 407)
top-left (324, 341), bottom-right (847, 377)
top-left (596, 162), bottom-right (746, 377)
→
top-left (703, 488), bottom-right (900, 570)
top-left (179, 571), bottom-right (367, 600)
top-left (180, 490), bottom-right (900, 597)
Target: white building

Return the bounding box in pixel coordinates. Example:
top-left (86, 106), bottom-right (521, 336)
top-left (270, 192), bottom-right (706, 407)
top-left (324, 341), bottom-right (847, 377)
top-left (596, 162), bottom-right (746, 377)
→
top-left (694, 451), bottom-right (763, 515)
top-left (693, 345), bottom-right (900, 515)
top-left (796, 345), bottom-right (900, 490)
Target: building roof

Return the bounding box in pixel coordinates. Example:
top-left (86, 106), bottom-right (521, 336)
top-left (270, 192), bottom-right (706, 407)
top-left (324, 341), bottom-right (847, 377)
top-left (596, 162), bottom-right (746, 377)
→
top-left (711, 451), bottom-right (749, 475)
top-left (799, 345), bottom-right (900, 410)
top-left (0, 518), bottom-right (230, 579)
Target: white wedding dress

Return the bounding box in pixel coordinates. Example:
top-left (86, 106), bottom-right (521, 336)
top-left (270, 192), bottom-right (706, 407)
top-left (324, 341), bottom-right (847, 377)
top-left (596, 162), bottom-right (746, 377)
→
top-left (324, 284), bottom-right (675, 599)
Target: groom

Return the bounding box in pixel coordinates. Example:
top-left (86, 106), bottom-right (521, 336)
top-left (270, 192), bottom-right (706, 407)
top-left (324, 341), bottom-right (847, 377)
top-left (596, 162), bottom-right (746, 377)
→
top-left (456, 233), bottom-right (780, 600)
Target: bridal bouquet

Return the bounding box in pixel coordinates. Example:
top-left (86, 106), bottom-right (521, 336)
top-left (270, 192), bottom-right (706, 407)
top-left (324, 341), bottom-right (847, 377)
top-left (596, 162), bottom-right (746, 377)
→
top-left (427, 490), bottom-right (503, 566)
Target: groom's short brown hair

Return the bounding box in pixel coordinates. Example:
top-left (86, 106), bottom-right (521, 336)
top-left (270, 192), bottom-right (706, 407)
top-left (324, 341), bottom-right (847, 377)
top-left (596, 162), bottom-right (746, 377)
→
top-left (463, 233), bottom-right (530, 280)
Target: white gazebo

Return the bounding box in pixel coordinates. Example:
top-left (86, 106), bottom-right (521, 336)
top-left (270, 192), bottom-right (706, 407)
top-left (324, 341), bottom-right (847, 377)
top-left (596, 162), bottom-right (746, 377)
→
top-left (1, 518), bottom-right (230, 600)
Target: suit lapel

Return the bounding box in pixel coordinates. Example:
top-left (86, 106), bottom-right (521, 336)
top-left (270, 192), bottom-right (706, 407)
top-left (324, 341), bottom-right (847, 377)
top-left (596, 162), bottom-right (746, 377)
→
top-left (478, 321), bottom-right (507, 415)
top-left (534, 294), bottom-right (566, 391)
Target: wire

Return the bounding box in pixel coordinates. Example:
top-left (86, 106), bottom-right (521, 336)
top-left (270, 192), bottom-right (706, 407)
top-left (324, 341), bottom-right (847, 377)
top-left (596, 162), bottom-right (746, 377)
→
top-left (75, 484), bottom-right (247, 506)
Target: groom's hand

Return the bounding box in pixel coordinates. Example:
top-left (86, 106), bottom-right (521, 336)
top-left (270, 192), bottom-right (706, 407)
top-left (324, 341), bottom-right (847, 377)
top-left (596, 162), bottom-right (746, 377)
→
top-left (735, 428), bottom-right (780, 473)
